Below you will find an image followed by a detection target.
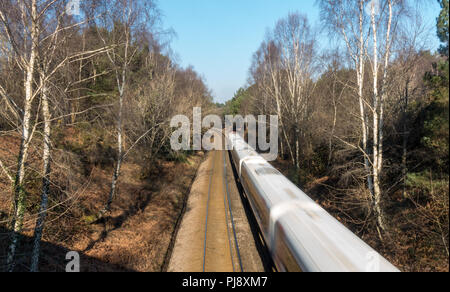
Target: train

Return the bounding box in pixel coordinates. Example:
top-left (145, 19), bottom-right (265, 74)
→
top-left (226, 132), bottom-right (399, 272)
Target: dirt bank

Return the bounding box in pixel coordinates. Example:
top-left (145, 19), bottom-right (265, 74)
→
top-left (0, 133), bottom-right (205, 272)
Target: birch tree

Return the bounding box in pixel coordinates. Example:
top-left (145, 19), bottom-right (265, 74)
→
top-left (30, 2), bottom-right (88, 270)
top-left (249, 13), bottom-right (316, 169)
top-left (367, 0), bottom-right (404, 232)
top-left (320, 0), bottom-right (403, 233)
top-left (93, 0), bottom-right (160, 213)
top-left (1, 0), bottom-right (110, 271)
top-left (273, 13), bottom-right (316, 169)
top-left (0, 0), bottom-right (40, 271)
top-left (250, 40), bottom-right (293, 163)
top-left (320, 0), bottom-right (373, 207)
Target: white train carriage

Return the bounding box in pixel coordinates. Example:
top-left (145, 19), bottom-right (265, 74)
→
top-left (227, 132), bottom-right (399, 272)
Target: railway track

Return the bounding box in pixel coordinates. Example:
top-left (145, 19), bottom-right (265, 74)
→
top-left (202, 150), bottom-right (243, 272)
top-left (167, 147), bottom-right (264, 272)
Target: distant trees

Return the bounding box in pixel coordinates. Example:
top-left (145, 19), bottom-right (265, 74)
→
top-left (249, 12), bottom-right (316, 169)
top-left (224, 88), bottom-right (251, 116)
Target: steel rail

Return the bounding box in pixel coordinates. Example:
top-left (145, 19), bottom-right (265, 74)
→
top-left (222, 153), bottom-right (236, 272)
top-left (202, 128), bottom-right (244, 272)
top-left (202, 152), bottom-right (215, 272)
top-left (222, 150), bottom-right (244, 272)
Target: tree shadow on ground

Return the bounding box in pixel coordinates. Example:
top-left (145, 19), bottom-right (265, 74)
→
top-left (81, 186), bottom-right (156, 254)
top-left (0, 226), bottom-right (136, 272)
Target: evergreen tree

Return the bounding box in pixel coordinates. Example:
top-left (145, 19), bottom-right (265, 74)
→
top-left (437, 0), bottom-right (449, 56)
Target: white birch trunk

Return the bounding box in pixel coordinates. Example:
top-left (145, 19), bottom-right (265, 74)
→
top-left (358, 0), bottom-right (374, 198)
top-left (30, 73), bottom-right (51, 272)
top-left (105, 86), bottom-right (124, 211)
top-left (104, 16), bottom-right (131, 212)
top-left (7, 0), bottom-right (38, 272)
top-left (371, 1), bottom-right (386, 232)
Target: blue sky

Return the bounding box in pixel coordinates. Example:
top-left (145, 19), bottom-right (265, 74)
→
top-left (158, 0), bottom-right (442, 103)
